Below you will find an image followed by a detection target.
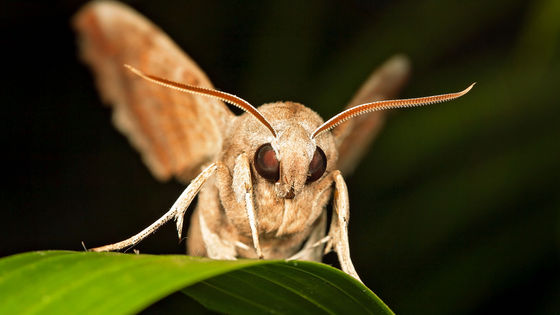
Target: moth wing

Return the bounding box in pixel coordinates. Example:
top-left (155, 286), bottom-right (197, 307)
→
top-left (334, 55), bottom-right (411, 174)
top-left (73, 2), bottom-right (234, 182)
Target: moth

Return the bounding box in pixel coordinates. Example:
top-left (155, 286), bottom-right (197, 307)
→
top-left (73, 1), bottom-right (473, 282)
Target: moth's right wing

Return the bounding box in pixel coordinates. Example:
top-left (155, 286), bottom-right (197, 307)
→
top-left (334, 55), bottom-right (410, 174)
top-left (73, 1), bottom-right (234, 182)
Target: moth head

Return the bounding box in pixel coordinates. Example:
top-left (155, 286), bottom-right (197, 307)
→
top-left (246, 102), bottom-right (335, 199)
top-left (220, 101), bottom-right (336, 199)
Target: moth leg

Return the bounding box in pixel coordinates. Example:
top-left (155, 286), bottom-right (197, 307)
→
top-left (90, 163), bottom-right (217, 252)
top-left (232, 153), bottom-right (264, 259)
top-left (328, 170), bottom-right (362, 282)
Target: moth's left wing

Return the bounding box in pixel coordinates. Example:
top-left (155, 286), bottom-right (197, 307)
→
top-left (73, 2), bottom-right (234, 182)
top-left (334, 55), bottom-right (410, 174)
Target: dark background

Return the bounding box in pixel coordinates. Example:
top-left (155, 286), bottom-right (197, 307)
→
top-left (2, 0), bottom-right (559, 314)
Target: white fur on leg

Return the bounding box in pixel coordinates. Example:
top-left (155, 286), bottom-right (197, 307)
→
top-left (233, 153), bottom-right (263, 259)
top-left (331, 170), bottom-right (361, 282)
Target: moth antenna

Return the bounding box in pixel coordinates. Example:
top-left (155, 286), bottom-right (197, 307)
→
top-left (311, 83), bottom-right (475, 139)
top-left (124, 64), bottom-right (277, 137)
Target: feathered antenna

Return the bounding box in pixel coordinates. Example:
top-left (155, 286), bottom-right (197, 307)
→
top-left (311, 83), bottom-right (475, 139)
top-left (124, 64), bottom-right (277, 137)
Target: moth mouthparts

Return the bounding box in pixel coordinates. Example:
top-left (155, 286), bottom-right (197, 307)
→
top-left (285, 187), bottom-right (296, 199)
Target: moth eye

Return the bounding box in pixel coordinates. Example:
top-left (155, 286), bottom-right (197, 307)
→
top-left (306, 147), bottom-right (327, 183)
top-left (254, 143), bottom-right (280, 183)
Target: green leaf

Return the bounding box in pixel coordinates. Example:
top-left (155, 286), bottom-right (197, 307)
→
top-left (0, 251), bottom-right (392, 314)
